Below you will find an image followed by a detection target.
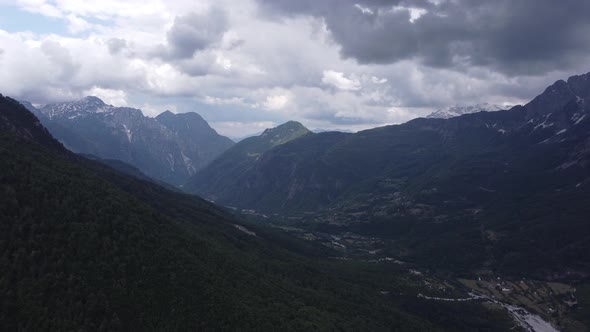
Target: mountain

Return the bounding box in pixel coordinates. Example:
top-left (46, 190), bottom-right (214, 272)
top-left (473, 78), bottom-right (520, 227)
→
top-left (312, 128), bottom-right (354, 133)
top-left (0, 96), bottom-right (65, 152)
top-left (426, 103), bottom-right (505, 119)
top-left (184, 121), bottom-right (313, 201)
top-left (25, 96), bottom-right (234, 186)
top-left (155, 110), bottom-right (235, 166)
top-left (0, 94), bottom-right (522, 331)
top-left (185, 72), bottom-right (590, 277)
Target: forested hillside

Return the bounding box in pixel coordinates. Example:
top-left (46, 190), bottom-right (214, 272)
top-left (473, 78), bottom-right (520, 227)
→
top-left (0, 95), bottom-right (516, 330)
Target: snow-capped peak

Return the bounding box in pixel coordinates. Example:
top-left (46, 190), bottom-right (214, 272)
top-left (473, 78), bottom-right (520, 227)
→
top-left (39, 96), bottom-right (115, 120)
top-left (426, 103), bottom-right (507, 119)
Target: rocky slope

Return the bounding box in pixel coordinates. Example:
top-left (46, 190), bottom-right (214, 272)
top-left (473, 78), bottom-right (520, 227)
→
top-left (25, 96), bottom-right (234, 185)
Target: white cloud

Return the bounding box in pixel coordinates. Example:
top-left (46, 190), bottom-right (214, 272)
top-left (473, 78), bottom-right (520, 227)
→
top-left (354, 4), bottom-right (373, 15)
top-left (203, 95), bottom-right (246, 106)
top-left (0, 0), bottom-right (585, 137)
top-left (389, 6), bottom-right (428, 23)
top-left (66, 14), bottom-right (93, 34)
top-left (371, 76), bottom-right (388, 84)
top-left (215, 53), bottom-right (232, 70)
top-left (18, 0), bottom-right (62, 17)
top-left (135, 102), bottom-right (177, 117)
top-left (262, 94), bottom-right (289, 110)
top-left (84, 87), bottom-right (128, 106)
top-left (321, 70), bottom-right (362, 91)
top-left (209, 120), bottom-right (275, 137)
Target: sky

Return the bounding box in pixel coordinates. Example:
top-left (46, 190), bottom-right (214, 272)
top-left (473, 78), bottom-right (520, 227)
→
top-left (0, 0), bottom-right (589, 137)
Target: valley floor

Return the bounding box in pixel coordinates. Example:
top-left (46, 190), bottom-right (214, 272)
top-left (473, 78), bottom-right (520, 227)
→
top-left (236, 208), bottom-right (589, 332)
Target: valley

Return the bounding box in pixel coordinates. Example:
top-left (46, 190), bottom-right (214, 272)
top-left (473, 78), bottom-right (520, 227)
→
top-left (3, 1), bottom-right (590, 330)
top-left (183, 72), bottom-right (590, 330)
top-left (3, 71), bottom-right (590, 330)
top-left (1, 94), bottom-right (524, 330)
top-left (233, 205), bottom-right (589, 331)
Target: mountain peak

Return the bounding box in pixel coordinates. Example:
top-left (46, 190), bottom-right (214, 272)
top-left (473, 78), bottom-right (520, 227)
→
top-left (156, 110), bottom-right (175, 118)
top-left (427, 103), bottom-right (505, 119)
top-left (265, 120), bottom-right (308, 133)
top-left (262, 121), bottom-right (308, 136)
top-left (258, 121), bottom-right (311, 147)
top-left (524, 72), bottom-right (590, 119)
top-left (82, 96), bottom-right (106, 106)
top-left (40, 96), bottom-right (114, 120)
top-left (566, 71), bottom-right (590, 99)
top-left (156, 110), bottom-right (207, 122)
top-left (155, 111), bottom-right (217, 136)
top-left (281, 120), bottom-right (306, 128)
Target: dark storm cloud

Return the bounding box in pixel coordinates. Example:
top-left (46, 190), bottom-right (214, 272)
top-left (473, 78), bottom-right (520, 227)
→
top-left (166, 7), bottom-right (228, 59)
top-left (257, 0), bottom-right (590, 75)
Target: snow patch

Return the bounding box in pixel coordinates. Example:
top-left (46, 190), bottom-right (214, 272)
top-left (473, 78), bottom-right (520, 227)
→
top-left (122, 124), bottom-right (132, 142)
top-left (180, 151), bottom-right (196, 176)
top-left (534, 122), bottom-right (554, 130)
top-left (39, 96), bottom-right (129, 121)
top-left (166, 153), bottom-right (175, 171)
top-left (426, 103), bottom-right (505, 119)
top-left (539, 138), bottom-right (551, 144)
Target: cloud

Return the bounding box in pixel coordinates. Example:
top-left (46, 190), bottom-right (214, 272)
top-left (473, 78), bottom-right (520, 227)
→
top-left (203, 95), bottom-right (247, 106)
top-left (135, 102), bottom-right (178, 117)
top-left (257, 0), bottom-right (590, 75)
top-left (322, 70), bottom-right (361, 90)
top-left (390, 5), bottom-right (427, 23)
top-left (107, 38), bottom-right (127, 55)
top-left (371, 76), bottom-right (387, 84)
top-left (17, 0), bottom-right (62, 18)
top-left (66, 14), bottom-right (92, 34)
top-left (84, 87), bottom-right (128, 106)
top-left (354, 4), bottom-right (373, 15)
top-left (209, 120), bottom-right (275, 137)
top-left (165, 7), bottom-right (228, 59)
top-left (2, 0), bottom-right (590, 137)
top-left (40, 40), bottom-right (80, 80)
top-left (262, 94), bottom-right (289, 110)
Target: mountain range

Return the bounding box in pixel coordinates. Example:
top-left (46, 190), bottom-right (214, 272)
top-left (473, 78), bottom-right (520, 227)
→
top-left (21, 97), bottom-right (234, 186)
top-left (0, 93), bottom-right (525, 330)
top-left (185, 72), bottom-right (590, 277)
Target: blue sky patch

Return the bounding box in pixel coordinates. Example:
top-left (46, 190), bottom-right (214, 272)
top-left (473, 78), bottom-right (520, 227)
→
top-left (0, 5), bottom-right (67, 34)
